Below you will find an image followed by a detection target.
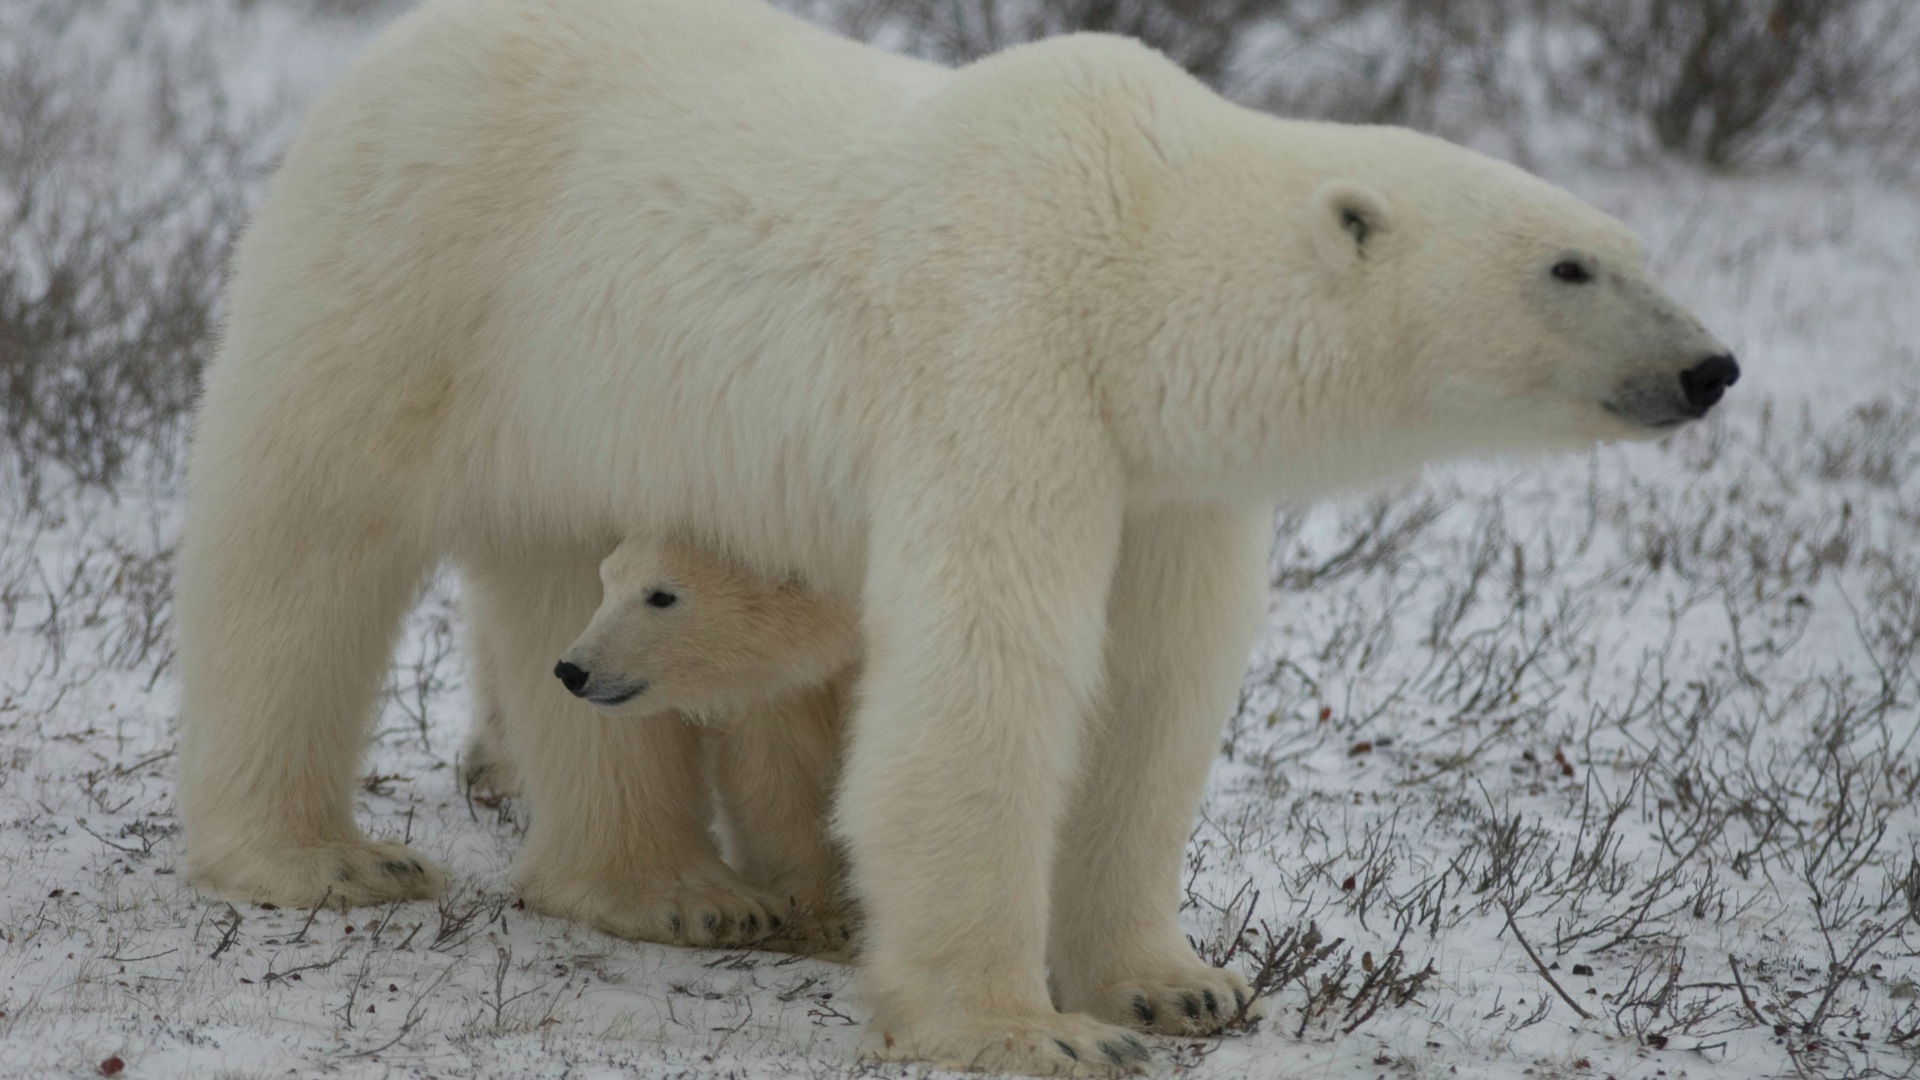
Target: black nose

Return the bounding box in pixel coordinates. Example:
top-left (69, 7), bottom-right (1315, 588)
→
top-left (1678, 354), bottom-right (1740, 415)
top-left (553, 661), bottom-right (589, 696)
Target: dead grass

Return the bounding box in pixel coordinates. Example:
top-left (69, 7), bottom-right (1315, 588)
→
top-left (1197, 387), bottom-right (1920, 1077)
top-left (0, 0), bottom-right (279, 502)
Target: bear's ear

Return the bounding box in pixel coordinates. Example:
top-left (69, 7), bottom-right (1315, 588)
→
top-left (1308, 181), bottom-right (1391, 271)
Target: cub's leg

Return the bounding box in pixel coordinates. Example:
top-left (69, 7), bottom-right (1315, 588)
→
top-left (710, 674), bottom-right (855, 957)
top-left (459, 610), bottom-right (518, 797)
top-left (176, 462), bottom-right (442, 907)
top-left (466, 549), bottom-right (784, 948)
top-left (1048, 505), bottom-right (1272, 1035)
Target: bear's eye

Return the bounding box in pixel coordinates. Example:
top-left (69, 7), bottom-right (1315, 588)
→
top-left (1551, 260), bottom-right (1592, 284)
top-left (645, 590), bottom-right (678, 609)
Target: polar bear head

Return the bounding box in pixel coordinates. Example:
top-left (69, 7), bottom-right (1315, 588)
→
top-left (553, 536), bottom-right (858, 721)
top-left (1076, 93), bottom-right (1739, 500)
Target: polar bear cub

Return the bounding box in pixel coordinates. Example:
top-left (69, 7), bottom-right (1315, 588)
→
top-left (465, 535), bottom-right (859, 954)
top-left (553, 536), bottom-right (860, 721)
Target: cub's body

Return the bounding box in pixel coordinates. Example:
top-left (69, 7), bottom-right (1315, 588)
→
top-left (467, 536), bottom-right (857, 952)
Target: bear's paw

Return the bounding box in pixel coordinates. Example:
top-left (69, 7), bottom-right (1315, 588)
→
top-left (1081, 963), bottom-right (1261, 1036)
top-left (760, 898), bottom-right (856, 961)
top-left (193, 839), bottom-right (446, 909)
top-left (867, 1010), bottom-right (1152, 1076)
top-left (459, 731), bottom-right (519, 798)
top-left (524, 861), bottom-right (788, 949)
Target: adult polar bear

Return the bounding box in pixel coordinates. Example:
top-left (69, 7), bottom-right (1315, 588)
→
top-left (175, 0), bottom-right (1735, 1071)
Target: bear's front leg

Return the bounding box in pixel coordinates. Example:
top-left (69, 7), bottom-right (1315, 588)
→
top-left (838, 459), bottom-right (1153, 1075)
top-left (466, 551), bottom-right (783, 948)
top-left (1048, 504), bottom-right (1273, 1035)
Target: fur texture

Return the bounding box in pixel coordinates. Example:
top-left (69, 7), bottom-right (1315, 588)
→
top-left (175, 0), bottom-right (1730, 1072)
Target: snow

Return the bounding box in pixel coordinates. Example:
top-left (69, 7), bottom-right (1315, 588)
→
top-left (1, 3), bottom-right (1916, 1079)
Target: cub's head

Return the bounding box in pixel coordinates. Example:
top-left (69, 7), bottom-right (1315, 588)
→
top-left (1114, 118), bottom-right (1738, 497)
top-left (553, 537), bottom-right (854, 720)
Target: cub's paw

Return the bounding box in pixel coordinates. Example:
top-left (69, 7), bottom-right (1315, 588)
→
top-left (524, 862), bottom-right (787, 949)
top-left (193, 840), bottom-right (445, 909)
top-left (762, 899), bottom-right (857, 961)
top-left (1083, 964), bottom-right (1261, 1036)
top-left (870, 1010), bottom-right (1152, 1076)
top-left (459, 733), bottom-right (519, 797)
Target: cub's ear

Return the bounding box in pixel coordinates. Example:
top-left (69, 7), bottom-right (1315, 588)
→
top-left (1308, 181), bottom-right (1391, 271)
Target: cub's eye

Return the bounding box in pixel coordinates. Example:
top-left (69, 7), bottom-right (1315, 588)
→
top-left (645, 590), bottom-right (678, 609)
top-left (1551, 260), bottom-right (1592, 284)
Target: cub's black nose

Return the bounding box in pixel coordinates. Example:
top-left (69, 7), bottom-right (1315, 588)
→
top-left (1679, 354), bottom-right (1740, 415)
top-left (553, 661), bottom-right (590, 696)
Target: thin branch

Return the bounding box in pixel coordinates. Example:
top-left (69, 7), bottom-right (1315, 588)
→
top-left (1500, 902), bottom-right (1593, 1021)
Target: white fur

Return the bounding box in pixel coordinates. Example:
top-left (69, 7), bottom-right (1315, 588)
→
top-left (470, 535), bottom-right (860, 953)
top-left (174, 0), bottom-right (1728, 1072)
top-left (560, 535), bottom-right (859, 721)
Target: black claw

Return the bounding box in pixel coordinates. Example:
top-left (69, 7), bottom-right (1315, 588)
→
top-left (703, 913), bottom-right (719, 932)
top-left (1101, 1042), bottom-right (1127, 1066)
top-left (744, 914), bottom-right (760, 935)
top-left (1054, 1039), bottom-right (1078, 1061)
top-left (409, 859), bottom-right (424, 873)
top-left (1133, 997), bottom-right (1155, 1026)
top-left (1123, 1036), bottom-right (1151, 1061)
top-left (381, 859), bottom-right (414, 877)
top-left (769, 913), bottom-right (784, 931)
top-left (668, 913), bottom-right (681, 935)
top-left (1203, 989), bottom-right (1219, 1017)
top-left (1233, 990), bottom-right (1247, 1016)
top-left (1181, 994), bottom-right (1200, 1020)
top-left (336, 867), bottom-right (354, 882)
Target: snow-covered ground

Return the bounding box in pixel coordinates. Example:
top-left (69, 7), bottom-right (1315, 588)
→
top-left (2, 3), bottom-right (1916, 1078)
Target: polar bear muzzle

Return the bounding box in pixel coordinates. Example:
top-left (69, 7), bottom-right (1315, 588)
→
top-left (1607, 351), bottom-right (1741, 428)
top-left (552, 659), bottom-right (649, 706)
top-left (1678, 353), bottom-right (1741, 415)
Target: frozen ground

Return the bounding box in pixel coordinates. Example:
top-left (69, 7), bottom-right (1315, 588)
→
top-left (1, 3), bottom-right (1916, 1079)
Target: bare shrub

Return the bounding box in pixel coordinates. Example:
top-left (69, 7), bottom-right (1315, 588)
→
top-left (799, 0), bottom-right (1920, 164)
top-left (282, 0), bottom-right (410, 17)
top-left (1811, 396), bottom-right (1920, 488)
top-left (798, 0), bottom-right (1523, 136)
top-left (808, 0), bottom-right (1287, 83)
top-left (0, 2), bottom-right (274, 498)
top-left (1240, 0), bottom-right (1524, 137)
top-left (1188, 908), bottom-right (1437, 1039)
top-left (1540, 0), bottom-right (1920, 168)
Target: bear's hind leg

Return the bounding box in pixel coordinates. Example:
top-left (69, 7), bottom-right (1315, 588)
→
top-left (176, 484), bottom-right (443, 908)
top-left (467, 550), bottom-right (786, 949)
